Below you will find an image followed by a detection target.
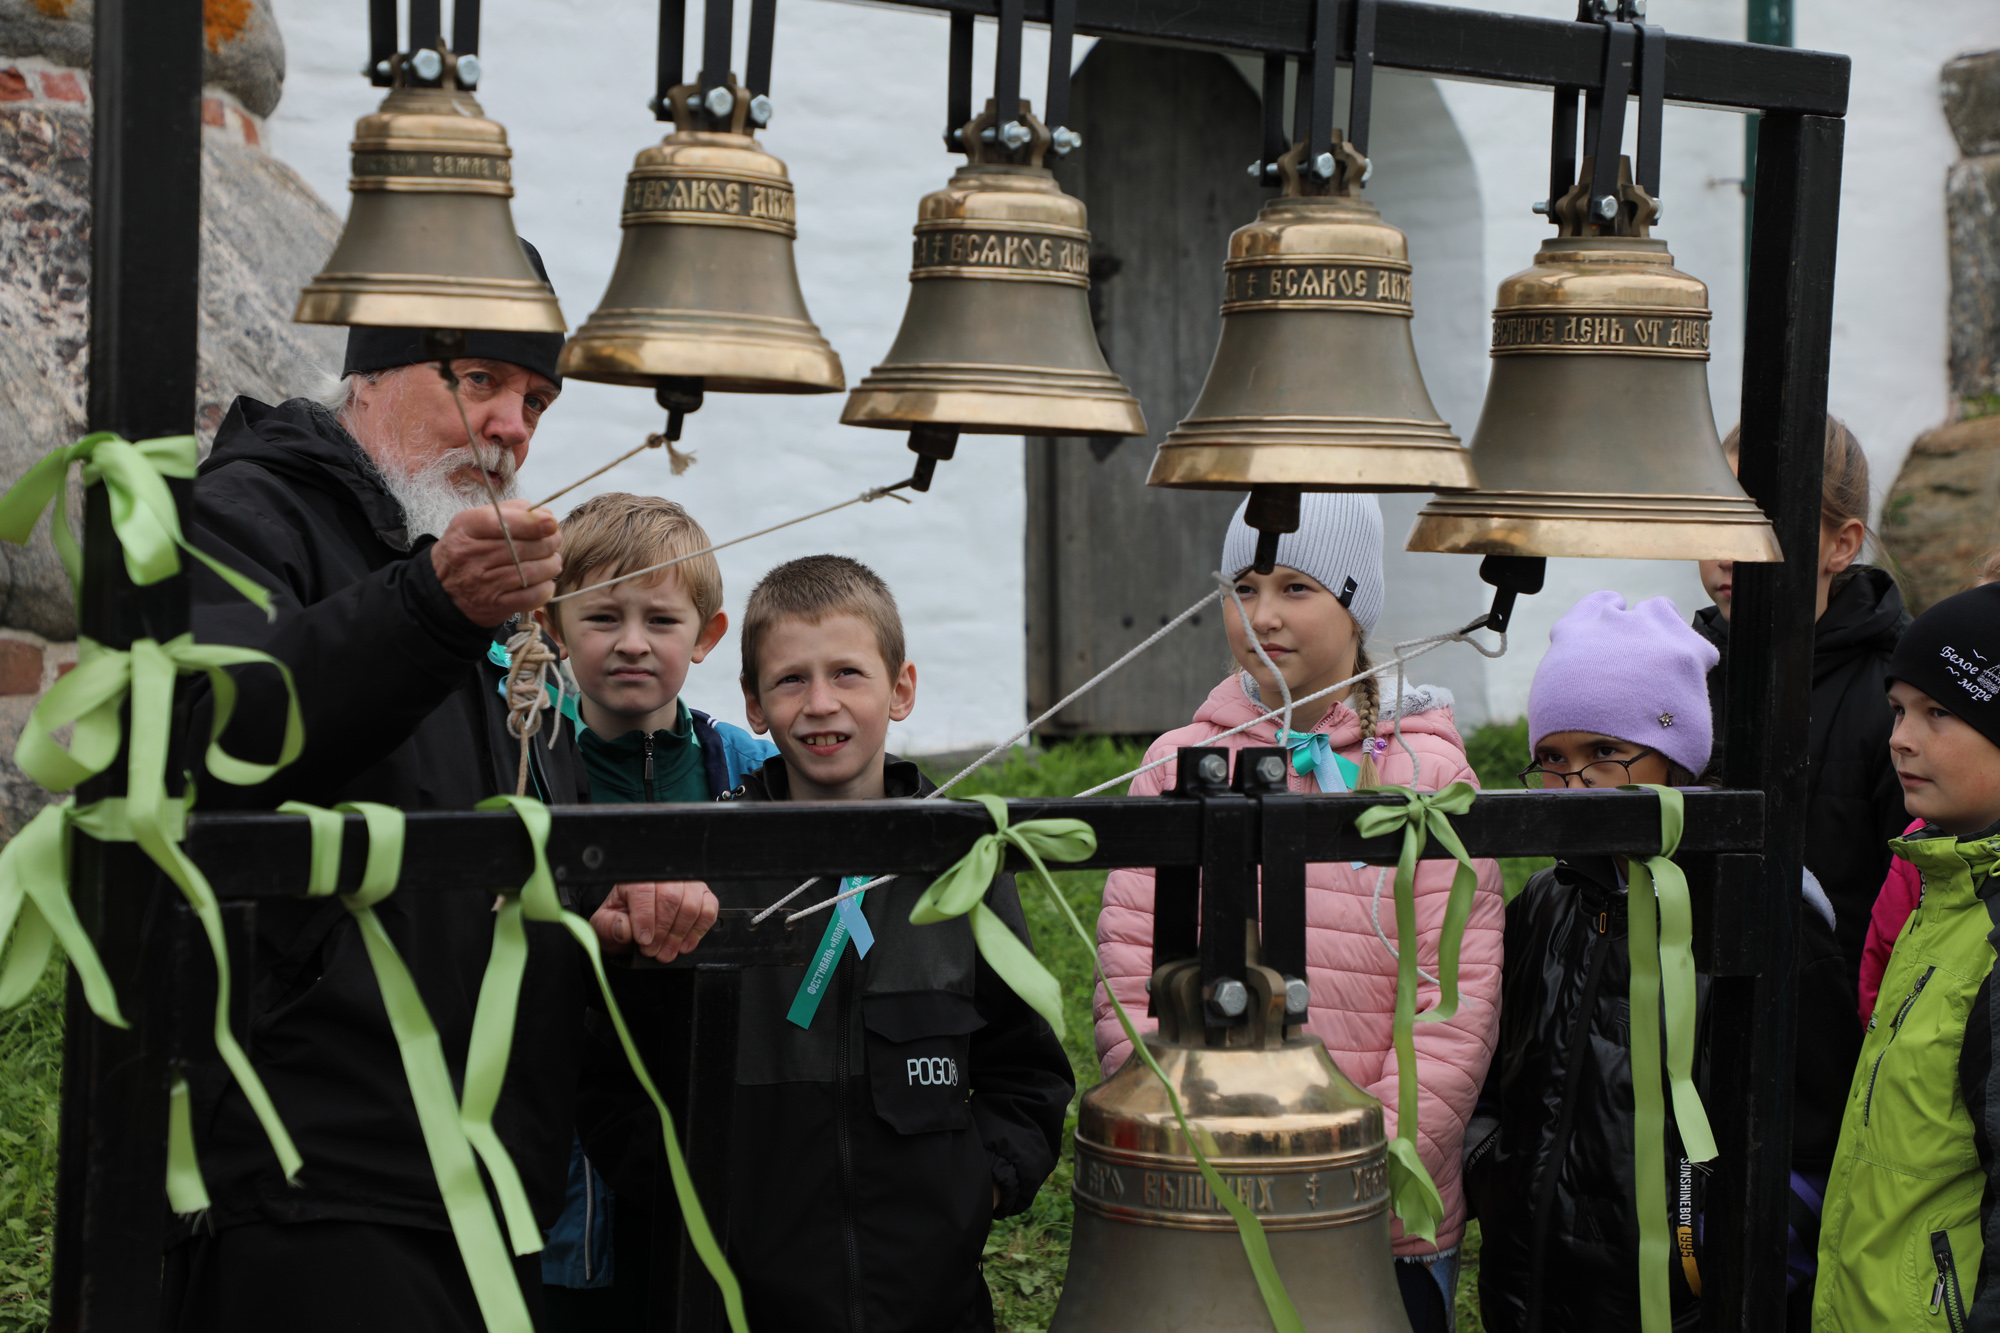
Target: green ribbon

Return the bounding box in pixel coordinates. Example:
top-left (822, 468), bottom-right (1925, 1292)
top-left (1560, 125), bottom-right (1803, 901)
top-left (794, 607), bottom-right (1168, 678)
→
top-left (479, 795), bottom-right (751, 1333)
top-left (1620, 784), bottom-right (1716, 1333)
top-left (0, 432), bottom-right (274, 617)
top-left (166, 1072), bottom-right (211, 1215)
top-left (909, 795), bottom-right (1305, 1333)
top-left (282, 800), bottom-right (535, 1333)
top-left (0, 633), bottom-right (308, 1185)
top-left (1350, 781), bottom-right (1483, 1247)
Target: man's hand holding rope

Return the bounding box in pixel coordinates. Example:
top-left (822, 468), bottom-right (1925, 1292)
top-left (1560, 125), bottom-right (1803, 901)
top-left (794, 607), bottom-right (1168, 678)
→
top-left (433, 500), bottom-right (562, 627)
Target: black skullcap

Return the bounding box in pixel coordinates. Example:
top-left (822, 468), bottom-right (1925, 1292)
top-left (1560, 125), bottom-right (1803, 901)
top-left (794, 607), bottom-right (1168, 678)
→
top-left (341, 238), bottom-right (565, 384)
top-left (1886, 581), bottom-right (2000, 751)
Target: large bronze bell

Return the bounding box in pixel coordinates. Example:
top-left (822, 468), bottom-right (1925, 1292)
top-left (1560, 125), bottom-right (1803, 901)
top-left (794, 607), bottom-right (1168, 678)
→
top-left (1406, 158), bottom-right (1781, 562)
top-left (1052, 956), bottom-right (1411, 1331)
top-left (840, 100), bottom-right (1145, 450)
top-left (558, 79), bottom-right (842, 393)
top-left (1149, 136), bottom-right (1470, 495)
top-left (296, 51), bottom-right (563, 333)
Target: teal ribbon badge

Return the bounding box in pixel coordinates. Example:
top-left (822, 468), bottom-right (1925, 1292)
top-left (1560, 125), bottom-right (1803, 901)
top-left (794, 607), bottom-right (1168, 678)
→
top-left (788, 875), bottom-right (873, 1029)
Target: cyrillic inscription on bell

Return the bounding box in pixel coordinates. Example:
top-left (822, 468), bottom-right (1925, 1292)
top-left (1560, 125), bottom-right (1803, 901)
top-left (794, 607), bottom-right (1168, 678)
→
top-left (1051, 959), bottom-right (1411, 1331)
top-left (557, 76), bottom-right (843, 395)
top-left (839, 99), bottom-right (1146, 440)
top-left (296, 48), bottom-right (564, 334)
top-left (1148, 133), bottom-right (1470, 495)
top-left (1406, 155), bottom-right (1783, 563)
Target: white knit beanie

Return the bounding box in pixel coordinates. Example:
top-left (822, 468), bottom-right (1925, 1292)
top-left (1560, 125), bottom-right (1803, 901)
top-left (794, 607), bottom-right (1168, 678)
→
top-left (1219, 493), bottom-right (1385, 635)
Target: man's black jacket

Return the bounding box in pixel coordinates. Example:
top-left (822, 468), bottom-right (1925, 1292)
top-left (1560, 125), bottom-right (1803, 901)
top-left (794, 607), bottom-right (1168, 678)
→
top-left (178, 396), bottom-right (590, 1235)
top-left (577, 756), bottom-right (1075, 1333)
top-left (1694, 565), bottom-right (1909, 979)
top-left (1466, 857), bottom-right (1859, 1332)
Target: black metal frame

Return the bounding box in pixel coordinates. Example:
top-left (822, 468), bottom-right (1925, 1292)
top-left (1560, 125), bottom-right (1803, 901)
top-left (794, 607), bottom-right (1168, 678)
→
top-left (51, 0), bottom-right (1845, 1328)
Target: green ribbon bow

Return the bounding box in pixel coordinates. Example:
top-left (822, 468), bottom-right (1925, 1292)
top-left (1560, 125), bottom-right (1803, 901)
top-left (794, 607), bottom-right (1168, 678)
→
top-left (1351, 781), bottom-right (1483, 1246)
top-left (910, 796), bottom-right (1306, 1333)
top-left (1620, 784), bottom-right (1716, 1333)
top-left (0, 632), bottom-right (307, 1189)
top-left (0, 432), bottom-right (275, 617)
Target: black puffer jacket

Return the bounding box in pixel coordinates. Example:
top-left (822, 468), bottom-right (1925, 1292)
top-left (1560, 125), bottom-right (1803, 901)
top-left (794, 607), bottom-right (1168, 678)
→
top-left (577, 756), bottom-right (1075, 1333)
top-left (176, 396), bottom-right (591, 1236)
top-left (1695, 565), bottom-right (1909, 978)
top-left (1466, 856), bottom-right (1858, 1331)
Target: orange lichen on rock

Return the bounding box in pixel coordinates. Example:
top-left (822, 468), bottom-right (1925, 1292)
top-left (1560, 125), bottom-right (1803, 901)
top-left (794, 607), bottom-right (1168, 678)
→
top-left (203, 0), bottom-right (253, 52)
top-left (30, 0), bottom-right (70, 17)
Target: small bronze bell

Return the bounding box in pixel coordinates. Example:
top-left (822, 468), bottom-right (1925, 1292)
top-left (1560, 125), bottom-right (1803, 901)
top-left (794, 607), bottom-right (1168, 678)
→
top-left (1149, 135), bottom-right (1470, 495)
top-left (1052, 957), bottom-right (1411, 1331)
top-left (840, 100), bottom-right (1146, 454)
top-left (1406, 158), bottom-right (1781, 562)
top-left (296, 49), bottom-right (563, 333)
top-left (558, 78), bottom-right (843, 394)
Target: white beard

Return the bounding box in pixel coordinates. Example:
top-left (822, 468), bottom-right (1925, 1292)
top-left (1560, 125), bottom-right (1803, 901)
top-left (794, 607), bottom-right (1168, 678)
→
top-left (376, 444), bottom-right (520, 541)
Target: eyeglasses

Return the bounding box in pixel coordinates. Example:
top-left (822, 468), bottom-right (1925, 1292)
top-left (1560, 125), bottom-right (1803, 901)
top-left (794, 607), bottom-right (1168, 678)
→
top-left (1516, 748), bottom-right (1660, 789)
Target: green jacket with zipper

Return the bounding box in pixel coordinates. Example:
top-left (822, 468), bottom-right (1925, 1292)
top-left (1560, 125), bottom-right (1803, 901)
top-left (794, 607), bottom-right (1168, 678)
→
top-left (1814, 826), bottom-right (2000, 1331)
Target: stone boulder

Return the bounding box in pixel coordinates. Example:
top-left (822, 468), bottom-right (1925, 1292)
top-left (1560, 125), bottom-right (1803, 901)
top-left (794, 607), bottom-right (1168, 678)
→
top-left (1945, 50), bottom-right (2000, 158)
top-left (1879, 415), bottom-right (2000, 613)
top-left (0, 0), bottom-right (285, 116)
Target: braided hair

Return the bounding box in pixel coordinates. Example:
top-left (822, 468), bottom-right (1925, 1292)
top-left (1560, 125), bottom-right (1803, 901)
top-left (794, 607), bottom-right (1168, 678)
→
top-left (1352, 641), bottom-right (1382, 788)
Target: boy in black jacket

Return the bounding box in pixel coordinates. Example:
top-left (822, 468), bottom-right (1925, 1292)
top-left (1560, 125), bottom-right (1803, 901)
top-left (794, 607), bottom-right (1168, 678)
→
top-left (583, 554), bottom-right (1073, 1332)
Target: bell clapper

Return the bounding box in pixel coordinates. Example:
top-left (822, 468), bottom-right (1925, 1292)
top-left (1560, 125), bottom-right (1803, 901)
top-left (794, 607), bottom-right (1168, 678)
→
top-left (1243, 486), bottom-right (1302, 575)
top-left (905, 425), bottom-right (960, 493)
top-left (1476, 554), bottom-right (1547, 635)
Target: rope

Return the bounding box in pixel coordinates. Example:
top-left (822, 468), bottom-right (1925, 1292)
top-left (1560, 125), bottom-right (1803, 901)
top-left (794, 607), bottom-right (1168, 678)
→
top-left (772, 608), bottom-right (1510, 927)
top-left (441, 363), bottom-right (528, 591)
top-left (547, 481), bottom-right (913, 605)
top-left (754, 583), bottom-right (1227, 925)
top-left (534, 435), bottom-right (665, 511)
top-left (503, 626), bottom-right (558, 796)
top-left (929, 587), bottom-right (1224, 800)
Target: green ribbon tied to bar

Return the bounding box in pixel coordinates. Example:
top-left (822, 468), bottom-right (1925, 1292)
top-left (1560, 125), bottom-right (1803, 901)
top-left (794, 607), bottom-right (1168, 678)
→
top-left (909, 795), bottom-right (1306, 1333)
top-left (1352, 781), bottom-right (1484, 1247)
top-left (0, 632), bottom-right (306, 1192)
top-left (0, 432), bottom-right (274, 617)
top-left (1620, 784), bottom-right (1717, 1333)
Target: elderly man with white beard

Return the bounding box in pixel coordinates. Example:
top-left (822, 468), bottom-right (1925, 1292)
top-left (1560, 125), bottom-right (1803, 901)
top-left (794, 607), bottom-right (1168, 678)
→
top-left (161, 242), bottom-right (603, 1332)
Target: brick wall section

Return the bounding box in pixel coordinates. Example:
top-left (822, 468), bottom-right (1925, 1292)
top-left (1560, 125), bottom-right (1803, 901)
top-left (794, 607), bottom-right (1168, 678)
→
top-left (0, 56), bottom-right (263, 146)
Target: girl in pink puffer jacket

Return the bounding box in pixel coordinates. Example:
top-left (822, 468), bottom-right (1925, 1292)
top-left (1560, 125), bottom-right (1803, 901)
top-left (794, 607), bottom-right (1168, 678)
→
top-left (1093, 494), bottom-right (1504, 1331)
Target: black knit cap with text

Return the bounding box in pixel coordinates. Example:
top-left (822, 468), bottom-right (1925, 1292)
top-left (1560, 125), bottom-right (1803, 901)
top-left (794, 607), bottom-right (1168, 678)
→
top-left (1887, 581), bottom-right (2000, 750)
top-left (341, 237), bottom-right (564, 384)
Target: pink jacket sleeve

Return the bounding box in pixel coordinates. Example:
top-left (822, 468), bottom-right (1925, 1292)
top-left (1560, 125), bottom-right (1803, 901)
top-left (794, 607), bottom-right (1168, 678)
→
top-left (1361, 750), bottom-right (1506, 1246)
top-left (1094, 749), bottom-right (1173, 1078)
top-left (1858, 819), bottom-right (1926, 1023)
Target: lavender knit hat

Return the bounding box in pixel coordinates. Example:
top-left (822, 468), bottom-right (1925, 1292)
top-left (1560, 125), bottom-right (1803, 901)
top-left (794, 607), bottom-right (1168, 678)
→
top-left (1220, 493), bottom-right (1385, 634)
top-left (1527, 590), bottom-right (1720, 776)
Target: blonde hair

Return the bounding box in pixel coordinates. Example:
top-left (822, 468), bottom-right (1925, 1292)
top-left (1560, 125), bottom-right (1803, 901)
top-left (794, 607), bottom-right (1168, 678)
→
top-left (1721, 416), bottom-right (1871, 532)
top-left (1351, 643), bottom-right (1382, 787)
top-left (553, 492), bottom-right (722, 623)
top-left (740, 554), bottom-right (905, 695)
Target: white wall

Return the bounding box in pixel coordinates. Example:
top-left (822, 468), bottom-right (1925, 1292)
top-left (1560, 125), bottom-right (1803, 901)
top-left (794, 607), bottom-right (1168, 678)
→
top-left (270, 0), bottom-right (1071, 753)
top-left (268, 0), bottom-right (2000, 745)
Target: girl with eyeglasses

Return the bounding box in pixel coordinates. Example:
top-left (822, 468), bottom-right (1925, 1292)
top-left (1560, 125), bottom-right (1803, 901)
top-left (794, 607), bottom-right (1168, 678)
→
top-left (1463, 591), bottom-right (1859, 1333)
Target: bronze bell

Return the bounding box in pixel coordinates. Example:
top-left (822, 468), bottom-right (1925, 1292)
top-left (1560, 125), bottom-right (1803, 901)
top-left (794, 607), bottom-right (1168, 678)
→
top-left (1149, 135), bottom-right (1470, 496)
top-left (1406, 157), bottom-right (1781, 562)
top-left (840, 99), bottom-right (1146, 462)
top-left (1052, 957), bottom-right (1411, 1331)
top-left (558, 78), bottom-right (843, 393)
top-left (296, 51), bottom-right (564, 333)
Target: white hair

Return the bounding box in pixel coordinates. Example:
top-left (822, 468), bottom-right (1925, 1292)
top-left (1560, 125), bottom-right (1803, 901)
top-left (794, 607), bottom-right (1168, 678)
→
top-left (323, 367), bottom-right (518, 540)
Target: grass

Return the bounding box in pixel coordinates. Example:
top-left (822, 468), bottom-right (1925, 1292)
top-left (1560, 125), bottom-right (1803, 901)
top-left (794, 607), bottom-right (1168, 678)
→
top-left (0, 959), bottom-right (62, 1333)
top-left (0, 723), bottom-right (1537, 1333)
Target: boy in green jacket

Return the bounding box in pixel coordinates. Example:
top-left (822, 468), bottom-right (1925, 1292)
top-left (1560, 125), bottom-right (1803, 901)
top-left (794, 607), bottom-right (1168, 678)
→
top-left (1815, 581), bottom-right (2000, 1330)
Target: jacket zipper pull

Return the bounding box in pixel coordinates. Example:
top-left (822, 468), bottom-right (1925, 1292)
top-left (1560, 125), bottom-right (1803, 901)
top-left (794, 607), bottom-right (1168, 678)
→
top-left (1932, 1274), bottom-right (1946, 1314)
top-left (643, 733), bottom-right (655, 801)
